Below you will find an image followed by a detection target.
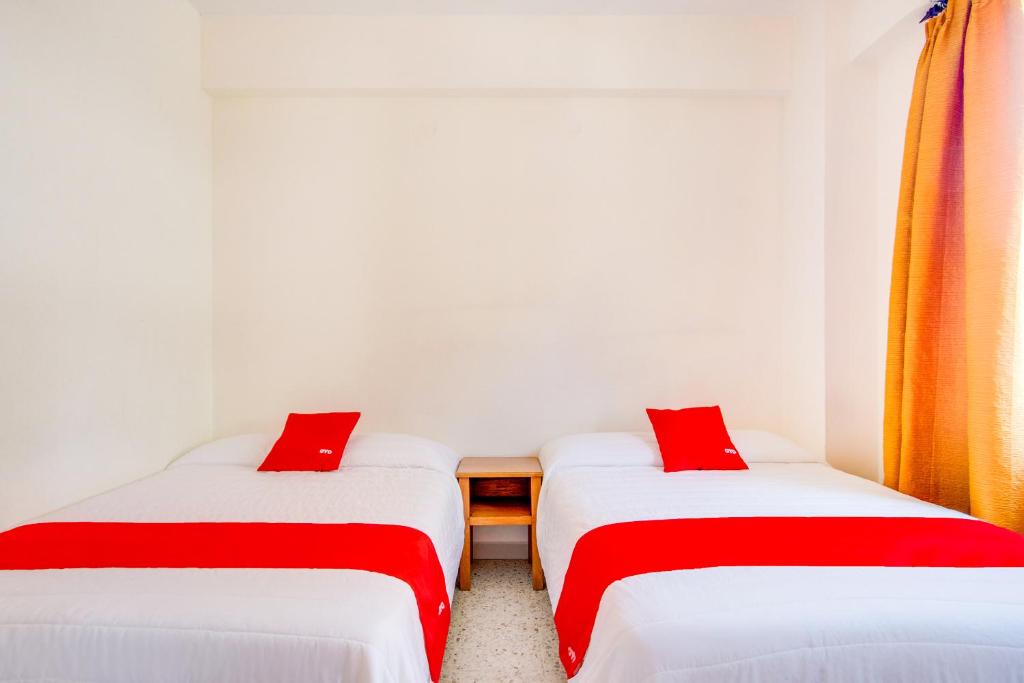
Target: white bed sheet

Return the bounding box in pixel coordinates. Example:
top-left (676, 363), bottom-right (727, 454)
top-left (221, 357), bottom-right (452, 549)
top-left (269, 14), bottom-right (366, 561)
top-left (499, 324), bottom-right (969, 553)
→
top-left (538, 461), bottom-right (1024, 682)
top-left (0, 461), bottom-right (464, 683)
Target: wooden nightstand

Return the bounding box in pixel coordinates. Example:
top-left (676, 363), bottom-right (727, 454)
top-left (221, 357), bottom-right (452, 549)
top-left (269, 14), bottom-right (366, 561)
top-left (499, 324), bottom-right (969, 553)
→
top-left (456, 456), bottom-right (544, 591)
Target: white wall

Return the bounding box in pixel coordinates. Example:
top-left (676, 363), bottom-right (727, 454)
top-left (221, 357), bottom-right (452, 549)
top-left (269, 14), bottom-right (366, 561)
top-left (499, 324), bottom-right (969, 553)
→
top-left (213, 93), bottom-right (794, 453)
top-left (822, 1), bottom-right (924, 480)
top-left (206, 15), bottom-right (826, 463)
top-left (780, 0), bottom-right (827, 457)
top-left (0, 0), bottom-right (212, 528)
top-left (202, 15), bottom-right (793, 94)
top-left (204, 7), bottom-right (931, 487)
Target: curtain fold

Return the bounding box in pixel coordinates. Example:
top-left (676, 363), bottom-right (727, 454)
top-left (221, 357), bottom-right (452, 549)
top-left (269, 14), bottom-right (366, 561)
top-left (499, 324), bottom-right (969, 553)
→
top-left (884, 0), bottom-right (1024, 532)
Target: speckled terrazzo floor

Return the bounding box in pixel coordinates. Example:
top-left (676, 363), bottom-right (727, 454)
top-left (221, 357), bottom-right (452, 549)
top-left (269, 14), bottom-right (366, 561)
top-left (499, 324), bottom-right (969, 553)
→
top-left (442, 560), bottom-right (564, 682)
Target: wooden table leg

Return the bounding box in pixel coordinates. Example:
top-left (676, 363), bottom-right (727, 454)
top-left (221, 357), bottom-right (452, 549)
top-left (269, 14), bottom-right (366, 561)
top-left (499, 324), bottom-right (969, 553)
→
top-left (458, 478), bottom-right (471, 590)
top-left (530, 475), bottom-right (544, 590)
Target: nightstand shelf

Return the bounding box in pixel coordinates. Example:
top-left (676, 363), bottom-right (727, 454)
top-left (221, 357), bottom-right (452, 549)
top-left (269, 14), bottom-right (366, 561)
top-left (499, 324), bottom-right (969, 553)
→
top-left (469, 497), bottom-right (532, 525)
top-left (456, 456), bottom-right (544, 591)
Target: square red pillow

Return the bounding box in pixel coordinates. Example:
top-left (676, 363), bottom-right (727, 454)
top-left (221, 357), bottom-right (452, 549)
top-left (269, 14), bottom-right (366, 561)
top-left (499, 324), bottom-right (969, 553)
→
top-left (646, 405), bottom-right (748, 472)
top-left (257, 412), bottom-right (361, 472)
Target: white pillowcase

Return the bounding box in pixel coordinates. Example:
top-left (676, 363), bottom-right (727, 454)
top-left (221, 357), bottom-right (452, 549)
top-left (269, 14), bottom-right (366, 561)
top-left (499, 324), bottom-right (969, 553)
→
top-left (730, 430), bottom-right (823, 464)
top-left (170, 432), bottom-right (461, 475)
top-left (539, 429), bottom-right (821, 475)
top-left (340, 433), bottom-right (461, 474)
top-left (539, 432), bottom-right (661, 475)
top-left (170, 433), bottom-right (275, 468)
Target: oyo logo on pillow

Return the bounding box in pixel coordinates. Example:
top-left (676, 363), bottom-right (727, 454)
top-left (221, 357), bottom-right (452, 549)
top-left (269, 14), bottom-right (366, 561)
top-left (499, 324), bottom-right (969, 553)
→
top-left (319, 449), bottom-right (333, 455)
top-left (724, 448), bottom-right (737, 455)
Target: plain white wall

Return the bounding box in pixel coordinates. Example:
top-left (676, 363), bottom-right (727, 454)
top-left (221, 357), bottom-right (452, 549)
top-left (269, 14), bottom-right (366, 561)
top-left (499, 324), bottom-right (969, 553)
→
top-left (203, 7), bottom-right (935, 487)
top-left (0, 0), bottom-right (212, 528)
top-left (780, 0), bottom-right (827, 457)
top-left (823, 1), bottom-right (924, 480)
top-left (213, 94), bottom-right (794, 454)
top-left (206, 14), bottom-right (826, 460)
top-left (202, 15), bottom-right (793, 94)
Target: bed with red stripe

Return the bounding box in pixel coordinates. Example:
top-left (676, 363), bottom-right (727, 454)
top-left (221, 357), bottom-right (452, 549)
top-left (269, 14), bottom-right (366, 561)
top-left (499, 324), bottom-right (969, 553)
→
top-left (0, 521), bottom-right (451, 682)
top-left (553, 516), bottom-right (1024, 678)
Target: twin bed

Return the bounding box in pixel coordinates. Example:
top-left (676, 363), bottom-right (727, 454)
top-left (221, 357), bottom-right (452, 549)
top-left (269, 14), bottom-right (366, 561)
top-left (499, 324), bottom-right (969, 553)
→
top-left (538, 431), bottom-right (1024, 682)
top-left (0, 433), bottom-right (463, 683)
top-left (2, 427), bottom-right (1023, 681)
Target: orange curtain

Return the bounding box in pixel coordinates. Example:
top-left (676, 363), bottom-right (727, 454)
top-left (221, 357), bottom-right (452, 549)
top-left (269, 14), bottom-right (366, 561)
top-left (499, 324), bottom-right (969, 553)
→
top-left (884, 0), bottom-right (1024, 532)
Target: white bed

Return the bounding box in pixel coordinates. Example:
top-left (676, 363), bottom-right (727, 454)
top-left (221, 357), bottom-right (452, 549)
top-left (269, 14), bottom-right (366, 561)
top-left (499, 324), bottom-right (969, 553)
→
top-left (0, 433), bottom-right (464, 683)
top-left (537, 431), bottom-right (1024, 683)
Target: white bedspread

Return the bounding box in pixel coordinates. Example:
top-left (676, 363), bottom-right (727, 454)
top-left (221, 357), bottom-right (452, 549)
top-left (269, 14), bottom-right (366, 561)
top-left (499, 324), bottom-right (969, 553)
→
top-left (0, 459), bottom-right (464, 683)
top-left (538, 460), bottom-right (1024, 682)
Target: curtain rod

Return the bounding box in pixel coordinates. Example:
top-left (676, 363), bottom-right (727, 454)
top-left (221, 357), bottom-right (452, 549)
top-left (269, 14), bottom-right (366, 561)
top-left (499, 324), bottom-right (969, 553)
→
top-left (921, 0), bottom-right (948, 22)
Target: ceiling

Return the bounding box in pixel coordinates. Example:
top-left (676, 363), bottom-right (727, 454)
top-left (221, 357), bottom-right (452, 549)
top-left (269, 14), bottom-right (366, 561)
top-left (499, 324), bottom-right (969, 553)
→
top-left (189, 0), bottom-right (795, 16)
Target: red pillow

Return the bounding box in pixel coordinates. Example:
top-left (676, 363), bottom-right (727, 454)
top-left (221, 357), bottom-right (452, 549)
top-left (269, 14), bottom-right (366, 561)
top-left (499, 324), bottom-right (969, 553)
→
top-left (258, 412), bottom-right (361, 472)
top-left (646, 405), bottom-right (748, 472)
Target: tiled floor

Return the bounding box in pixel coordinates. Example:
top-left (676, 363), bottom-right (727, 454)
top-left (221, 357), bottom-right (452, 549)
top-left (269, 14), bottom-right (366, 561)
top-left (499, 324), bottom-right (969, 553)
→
top-left (441, 560), bottom-right (564, 683)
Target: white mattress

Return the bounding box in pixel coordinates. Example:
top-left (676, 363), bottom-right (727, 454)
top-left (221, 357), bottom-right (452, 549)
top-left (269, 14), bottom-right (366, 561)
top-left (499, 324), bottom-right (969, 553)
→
top-left (0, 453), bottom-right (464, 682)
top-left (538, 457), bottom-right (1024, 682)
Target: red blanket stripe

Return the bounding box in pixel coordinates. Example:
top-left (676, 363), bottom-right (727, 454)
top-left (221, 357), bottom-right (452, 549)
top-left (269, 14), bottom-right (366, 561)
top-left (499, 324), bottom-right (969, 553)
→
top-left (0, 522), bottom-right (451, 682)
top-left (553, 516), bottom-right (1024, 678)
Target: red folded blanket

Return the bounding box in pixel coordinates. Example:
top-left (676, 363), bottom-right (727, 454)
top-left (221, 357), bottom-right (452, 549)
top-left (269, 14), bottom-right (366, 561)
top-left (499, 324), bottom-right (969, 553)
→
top-left (0, 521), bottom-right (451, 682)
top-left (554, 516), bottom-right (1024, 677)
